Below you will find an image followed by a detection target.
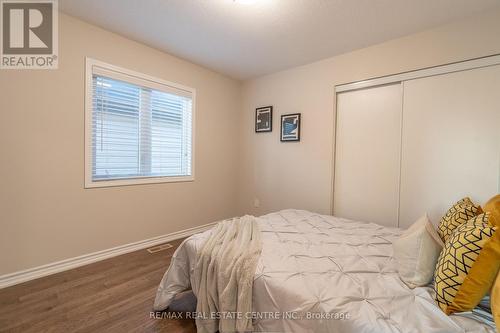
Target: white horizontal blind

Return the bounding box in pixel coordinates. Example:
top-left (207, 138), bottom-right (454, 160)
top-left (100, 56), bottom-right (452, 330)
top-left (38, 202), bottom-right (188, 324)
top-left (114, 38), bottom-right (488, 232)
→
top-left (92, 75), bottom-right (192, 181)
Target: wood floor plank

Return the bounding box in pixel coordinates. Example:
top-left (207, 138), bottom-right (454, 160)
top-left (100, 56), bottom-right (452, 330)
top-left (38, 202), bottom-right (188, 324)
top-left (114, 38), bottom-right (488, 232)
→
top-left (0, 239), bottom-right (195, 333)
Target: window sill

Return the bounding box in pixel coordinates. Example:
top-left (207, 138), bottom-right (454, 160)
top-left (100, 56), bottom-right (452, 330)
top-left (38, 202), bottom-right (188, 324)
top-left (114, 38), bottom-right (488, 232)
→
top-left (84, 175), bottom-right (194, 189)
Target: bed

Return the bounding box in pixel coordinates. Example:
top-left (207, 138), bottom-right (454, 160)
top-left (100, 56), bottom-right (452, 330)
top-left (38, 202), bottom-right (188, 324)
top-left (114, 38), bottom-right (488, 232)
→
top-left (154, 209), bottom-right (496, 333)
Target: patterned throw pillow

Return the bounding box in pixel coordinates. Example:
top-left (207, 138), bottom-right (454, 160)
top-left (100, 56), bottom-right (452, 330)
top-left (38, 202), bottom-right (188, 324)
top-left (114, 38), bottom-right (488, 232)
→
top-left (434, 212), bottom-right (500, 314)
top-left (437, 197), bottom-right (482, 242)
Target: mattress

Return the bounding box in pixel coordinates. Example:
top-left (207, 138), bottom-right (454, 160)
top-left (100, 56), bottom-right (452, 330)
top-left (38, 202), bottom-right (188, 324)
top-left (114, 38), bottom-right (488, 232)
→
top-left (154, 209), bottom-right (496, 333)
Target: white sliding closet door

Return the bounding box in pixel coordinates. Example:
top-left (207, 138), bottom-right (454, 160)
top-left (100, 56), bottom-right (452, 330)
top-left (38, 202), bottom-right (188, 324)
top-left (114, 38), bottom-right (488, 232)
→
top-left (334, 84), bottom-right (402, 227)
top-left (399, 65), bottom-right (500, 228)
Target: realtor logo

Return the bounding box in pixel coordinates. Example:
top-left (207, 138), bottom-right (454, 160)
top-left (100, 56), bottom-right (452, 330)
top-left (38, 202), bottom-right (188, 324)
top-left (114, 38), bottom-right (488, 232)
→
top-left (1, 0), bottom-right (58, 69)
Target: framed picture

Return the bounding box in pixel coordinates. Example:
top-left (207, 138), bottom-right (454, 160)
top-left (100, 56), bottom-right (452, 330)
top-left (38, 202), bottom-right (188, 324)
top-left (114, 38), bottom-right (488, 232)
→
top-left (280, 113), bottom-right (301, 142)
top-left (255, 106), bottom-right (273, 132)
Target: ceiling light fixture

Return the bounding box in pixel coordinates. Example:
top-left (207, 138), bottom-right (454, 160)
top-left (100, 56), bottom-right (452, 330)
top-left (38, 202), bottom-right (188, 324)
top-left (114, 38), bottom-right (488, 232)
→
top-left (234, 0), bottom-right (257, 5)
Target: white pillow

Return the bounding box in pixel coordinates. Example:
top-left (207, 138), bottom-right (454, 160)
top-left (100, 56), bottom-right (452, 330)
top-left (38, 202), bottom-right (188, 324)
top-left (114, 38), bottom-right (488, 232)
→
top-left (393, 214), bottom-right (444, 288)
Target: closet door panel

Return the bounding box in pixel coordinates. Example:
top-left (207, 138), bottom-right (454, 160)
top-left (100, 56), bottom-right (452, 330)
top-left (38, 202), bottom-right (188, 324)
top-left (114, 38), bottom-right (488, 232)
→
top-left (334, 84), bottom-right (402, 227)
top-left (399, 65), bottom-right (500, 228)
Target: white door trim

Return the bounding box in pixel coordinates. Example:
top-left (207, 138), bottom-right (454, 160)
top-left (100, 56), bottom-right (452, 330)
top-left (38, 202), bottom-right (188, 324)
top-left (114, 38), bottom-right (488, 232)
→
top-left (335, 54), bottom-right (500, 93)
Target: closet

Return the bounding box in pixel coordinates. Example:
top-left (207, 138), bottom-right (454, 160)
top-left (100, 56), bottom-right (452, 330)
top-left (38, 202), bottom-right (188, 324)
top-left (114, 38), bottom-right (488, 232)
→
top-left (333, 57), bottom-right (500, 228)
top-left (334, 84), bottom-right (402, 227)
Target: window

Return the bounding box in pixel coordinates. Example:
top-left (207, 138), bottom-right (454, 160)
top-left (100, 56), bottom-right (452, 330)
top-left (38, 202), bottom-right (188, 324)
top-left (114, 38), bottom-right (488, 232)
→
top-left (85, 58), bottom-right (195, 187)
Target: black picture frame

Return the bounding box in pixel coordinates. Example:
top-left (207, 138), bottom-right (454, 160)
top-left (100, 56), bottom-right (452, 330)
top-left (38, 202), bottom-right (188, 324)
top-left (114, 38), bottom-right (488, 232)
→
top-left (280, 113), bottom-right (301, 142)
top-left (255, 106), bottom-right (273, 132)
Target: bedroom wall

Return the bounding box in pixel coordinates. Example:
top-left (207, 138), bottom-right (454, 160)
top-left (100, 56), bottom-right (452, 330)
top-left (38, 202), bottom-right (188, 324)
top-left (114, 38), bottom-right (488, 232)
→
top-left (238, 9), bottom-right (500, 217)
top-left (0, 13), bottom-right (241, 275)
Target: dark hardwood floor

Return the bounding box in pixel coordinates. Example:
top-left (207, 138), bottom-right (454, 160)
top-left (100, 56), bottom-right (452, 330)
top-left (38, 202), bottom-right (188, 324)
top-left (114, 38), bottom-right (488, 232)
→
top-left (0, 238), bottom-right (197, 333)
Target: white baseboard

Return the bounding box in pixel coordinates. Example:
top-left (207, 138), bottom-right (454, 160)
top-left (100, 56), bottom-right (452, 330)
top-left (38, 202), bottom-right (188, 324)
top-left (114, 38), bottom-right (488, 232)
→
top-left (0, 221), bottom-right (217, 289)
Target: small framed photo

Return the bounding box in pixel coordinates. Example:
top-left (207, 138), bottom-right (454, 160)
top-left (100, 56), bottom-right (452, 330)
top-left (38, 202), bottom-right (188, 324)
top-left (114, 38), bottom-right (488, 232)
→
top-left (280, 113), bottom-right (301, 142)
top-left (255, 106), bottom-right (273, 132)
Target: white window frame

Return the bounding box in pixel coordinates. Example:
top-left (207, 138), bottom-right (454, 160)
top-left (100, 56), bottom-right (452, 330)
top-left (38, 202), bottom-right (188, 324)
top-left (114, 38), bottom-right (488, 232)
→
top-left (84, 57), bottom-right (196, 188)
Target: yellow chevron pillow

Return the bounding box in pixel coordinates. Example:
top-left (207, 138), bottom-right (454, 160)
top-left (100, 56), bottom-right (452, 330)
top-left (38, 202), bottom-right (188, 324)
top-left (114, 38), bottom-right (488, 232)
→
top-left (437, 197), bottom-right (482, 242)
top-left (434, 212), bottom-right (500, 314)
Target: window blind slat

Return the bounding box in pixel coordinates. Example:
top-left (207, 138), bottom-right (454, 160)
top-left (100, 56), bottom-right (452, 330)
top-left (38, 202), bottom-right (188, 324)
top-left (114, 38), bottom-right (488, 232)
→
top-left (91, 74), bottom-right (192, 181)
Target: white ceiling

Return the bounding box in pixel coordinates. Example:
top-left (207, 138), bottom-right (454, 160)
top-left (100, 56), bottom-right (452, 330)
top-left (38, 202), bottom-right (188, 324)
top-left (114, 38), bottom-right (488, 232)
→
top-left (60, 0), bottom-right (500, 80)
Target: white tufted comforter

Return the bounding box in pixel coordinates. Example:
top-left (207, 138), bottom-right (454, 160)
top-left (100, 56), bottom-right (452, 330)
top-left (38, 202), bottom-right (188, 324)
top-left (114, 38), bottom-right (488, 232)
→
top-left (154, 209), bottom-right (496, 333)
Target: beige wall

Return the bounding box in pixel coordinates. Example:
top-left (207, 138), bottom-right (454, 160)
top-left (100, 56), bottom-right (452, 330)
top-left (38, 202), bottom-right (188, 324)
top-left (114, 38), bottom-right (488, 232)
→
top-left (2, 9), bottom-right (500, 277)
top-left (0, 14), bottom-right (241, 275)
top-left (238, 9), bottom-right (500, 217)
